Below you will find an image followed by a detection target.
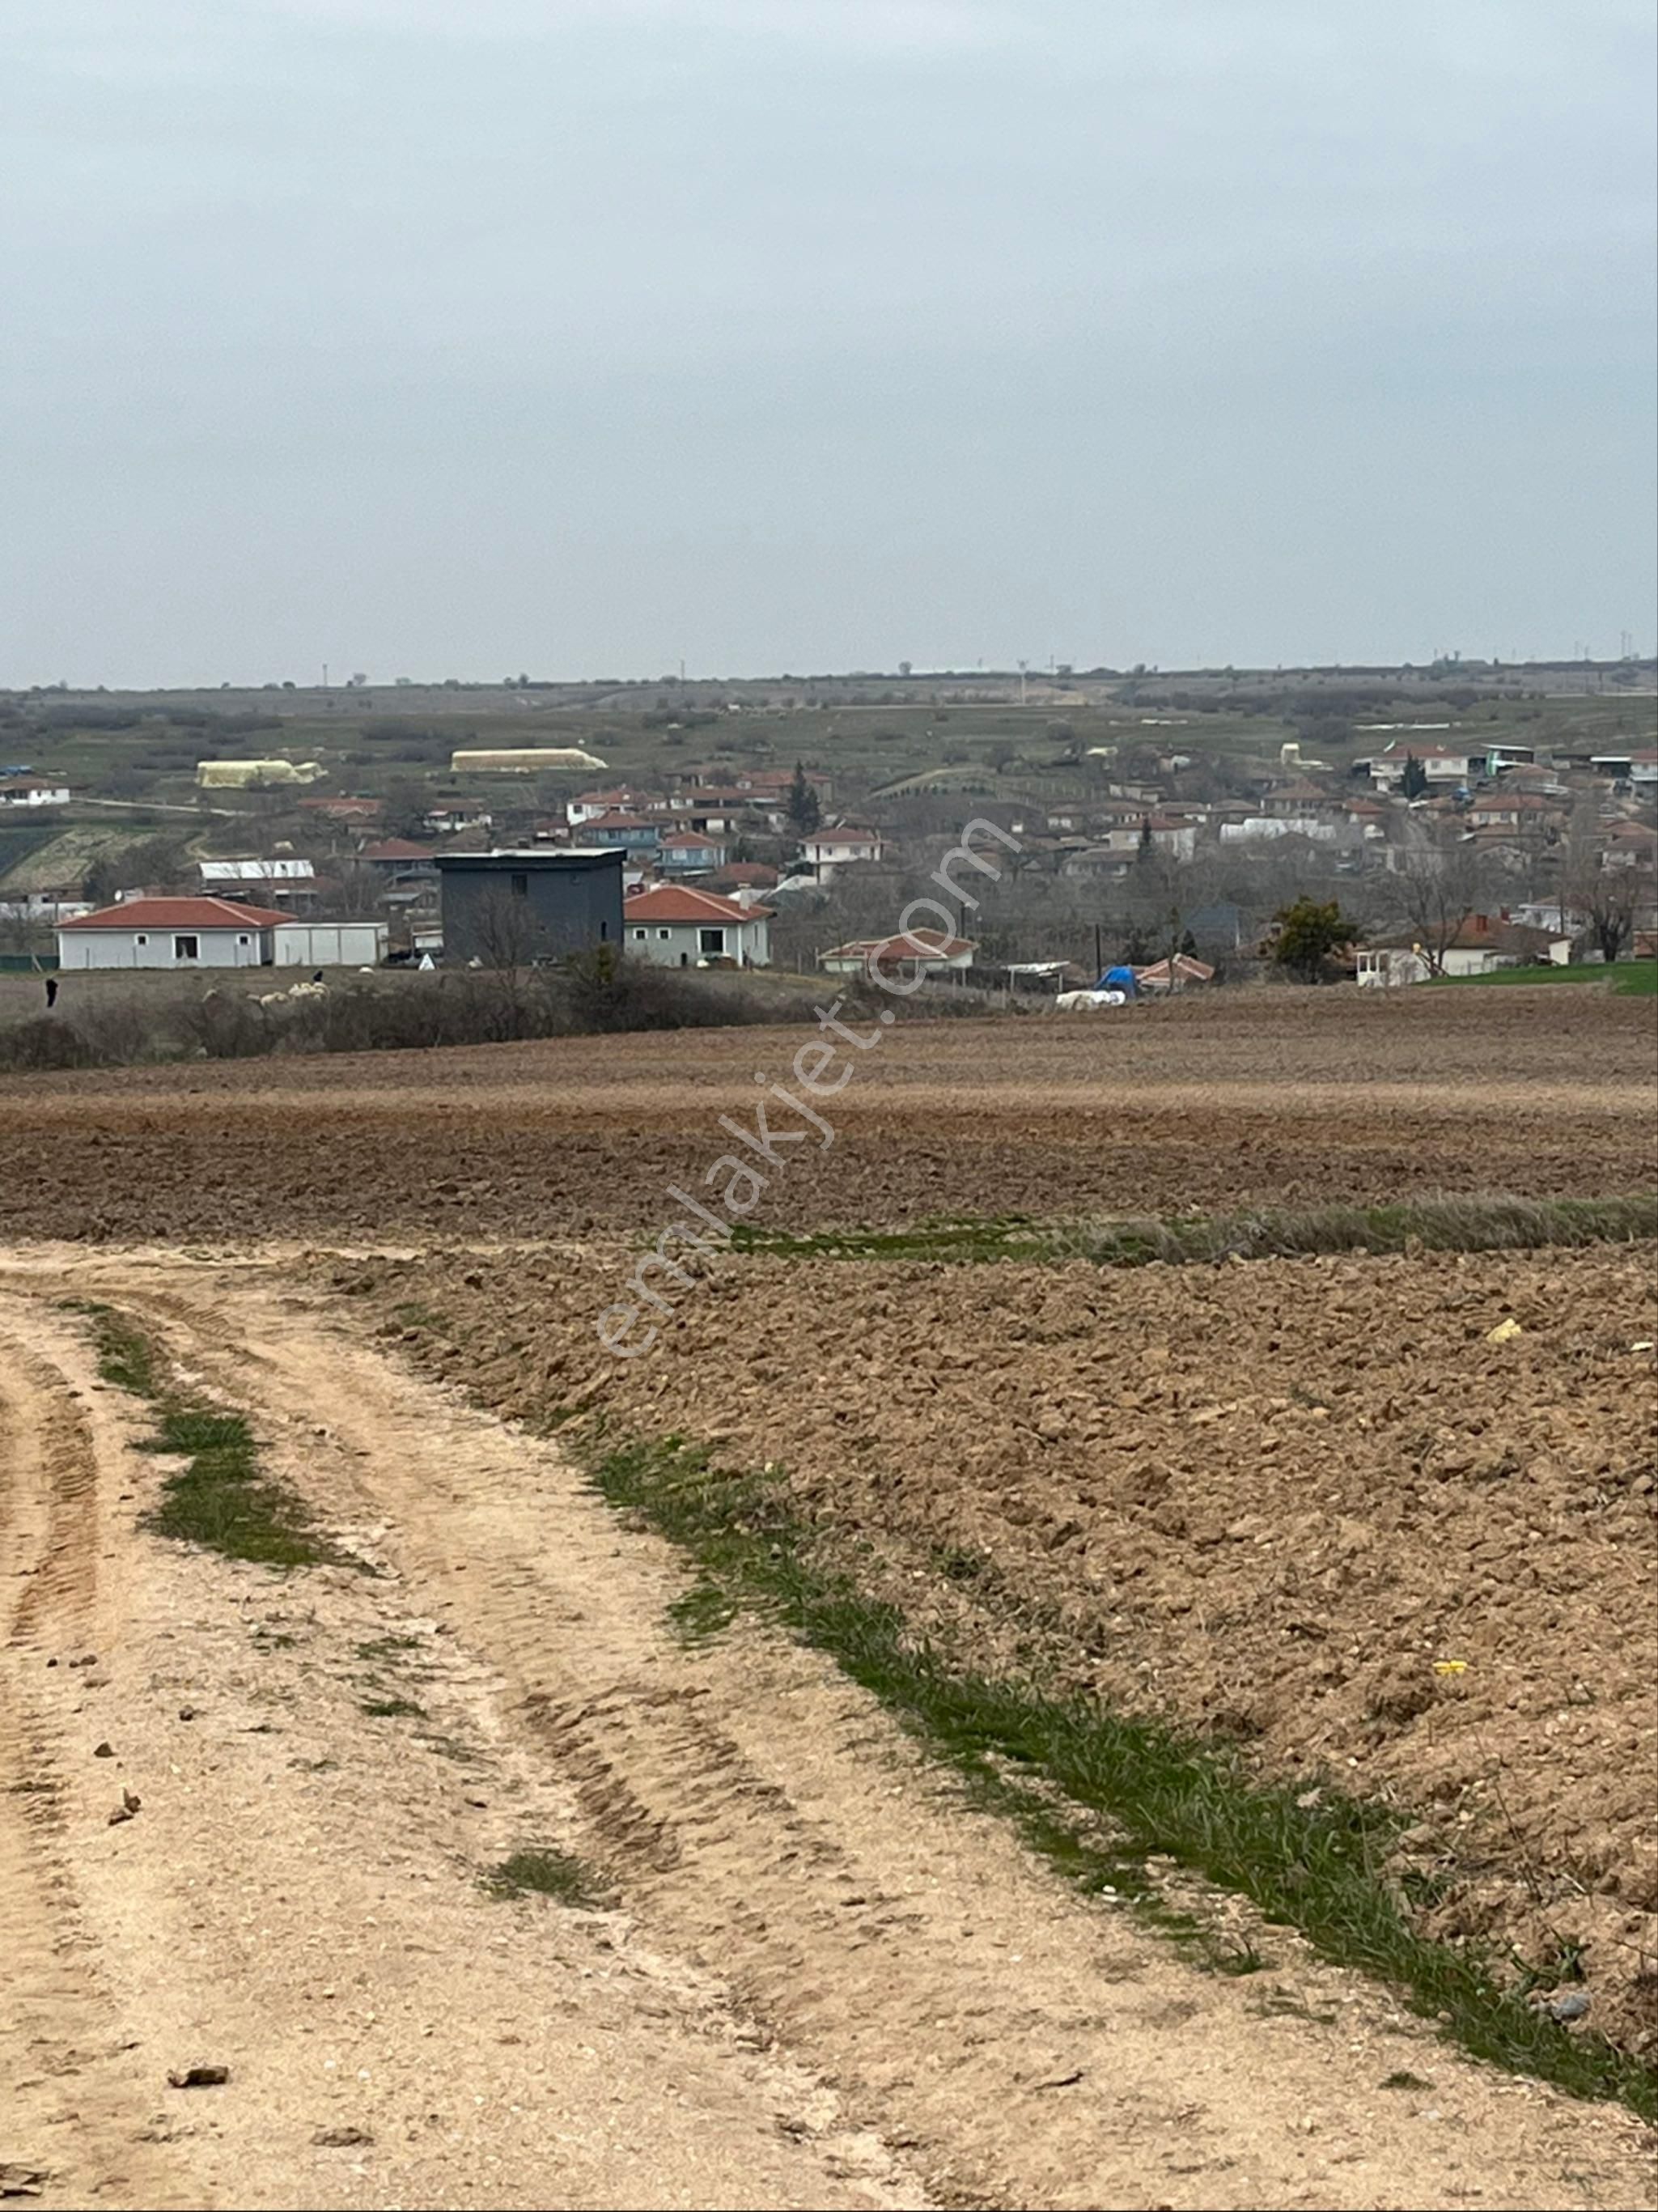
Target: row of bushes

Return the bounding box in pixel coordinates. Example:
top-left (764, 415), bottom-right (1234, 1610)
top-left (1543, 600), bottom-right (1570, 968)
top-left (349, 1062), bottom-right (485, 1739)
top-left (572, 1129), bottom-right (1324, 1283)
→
top-left (0, 957), bottom-right (843, 1072)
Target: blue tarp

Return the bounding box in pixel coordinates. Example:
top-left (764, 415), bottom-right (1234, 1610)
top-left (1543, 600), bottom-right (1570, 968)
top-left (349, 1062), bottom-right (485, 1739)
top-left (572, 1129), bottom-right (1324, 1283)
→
top-left (1098, 965), bottom-right (1139, 995)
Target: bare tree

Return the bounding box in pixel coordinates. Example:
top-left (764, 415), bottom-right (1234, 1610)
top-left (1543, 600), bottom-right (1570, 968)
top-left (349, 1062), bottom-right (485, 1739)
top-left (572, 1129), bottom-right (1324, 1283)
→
top-left (1575, 858), bottom-right (1641, 964)
top-left (1563, 802), bottom-right (1640, 963)
top-left (467, 885), bottom-right (551, 971)
top-left (326, 861), bottom-right (388, 919)
top-left (1393, 837), bottom-right (1487, 975)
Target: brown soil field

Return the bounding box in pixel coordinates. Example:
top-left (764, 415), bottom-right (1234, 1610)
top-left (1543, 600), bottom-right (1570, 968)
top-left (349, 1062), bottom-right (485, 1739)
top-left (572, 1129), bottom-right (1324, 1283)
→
top-left (0, 988), bottom-right (1652, 1244)
top-left (334, 1238), bottom-right (1658, 2060)
top-left (2, 987), bottom-right (1656, 2209)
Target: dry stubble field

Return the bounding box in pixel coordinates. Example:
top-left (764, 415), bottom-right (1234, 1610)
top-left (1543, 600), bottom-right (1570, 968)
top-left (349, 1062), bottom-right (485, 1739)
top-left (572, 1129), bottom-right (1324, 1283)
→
top-left (2, 983), bottom-right (1656, 2211)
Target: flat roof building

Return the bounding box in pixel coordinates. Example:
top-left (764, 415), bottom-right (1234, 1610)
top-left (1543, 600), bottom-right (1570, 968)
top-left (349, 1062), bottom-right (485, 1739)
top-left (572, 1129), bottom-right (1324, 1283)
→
top-left (434, 848), bottom-right (625, 965)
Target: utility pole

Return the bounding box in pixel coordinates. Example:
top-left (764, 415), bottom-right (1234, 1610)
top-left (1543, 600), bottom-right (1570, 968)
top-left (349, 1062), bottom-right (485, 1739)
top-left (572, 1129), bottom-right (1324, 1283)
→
top-left (1016, 659), bottom-right (1028, 707)
top-left (1092, 919), bottom-right (1103, 979)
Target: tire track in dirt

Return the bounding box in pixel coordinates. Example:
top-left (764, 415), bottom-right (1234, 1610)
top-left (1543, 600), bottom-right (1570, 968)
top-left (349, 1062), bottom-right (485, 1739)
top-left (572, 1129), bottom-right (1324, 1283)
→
top-left (32, 1253), bottom-right (1654, 2212)
top-left (0, 1317), bottom-right (189, 2210)
top-left (0, 1276), bottom-right (935, 2212)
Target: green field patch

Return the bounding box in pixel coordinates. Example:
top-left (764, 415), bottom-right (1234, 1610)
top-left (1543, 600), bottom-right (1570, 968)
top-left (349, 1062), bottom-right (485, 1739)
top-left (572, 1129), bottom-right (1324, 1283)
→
top-left (1431, 961), bottom-right (1656, 997)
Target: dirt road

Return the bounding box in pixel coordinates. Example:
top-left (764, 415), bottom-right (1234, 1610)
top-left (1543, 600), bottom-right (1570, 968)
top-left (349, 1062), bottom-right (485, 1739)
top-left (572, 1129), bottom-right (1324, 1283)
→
top-left (2, 1249), bottom-right (1652, 2210)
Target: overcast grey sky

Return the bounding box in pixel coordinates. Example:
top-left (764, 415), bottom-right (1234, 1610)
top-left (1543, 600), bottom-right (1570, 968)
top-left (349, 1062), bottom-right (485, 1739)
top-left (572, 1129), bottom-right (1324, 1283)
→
top-left (2, 0), bottom-right (1652, 686)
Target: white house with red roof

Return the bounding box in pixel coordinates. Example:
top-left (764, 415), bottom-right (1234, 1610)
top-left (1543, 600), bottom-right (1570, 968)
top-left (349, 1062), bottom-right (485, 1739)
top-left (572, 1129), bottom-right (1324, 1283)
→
top-left (623, 884), bottom-right (772, 967)
top-left (818, 928), bottom-right (975, 980)
top-left (567, 787), bottom-right (655, 825)
top-left (56, 897), bottom-right (295, 970)
top-left (802, 825), bottom-right (884, 873)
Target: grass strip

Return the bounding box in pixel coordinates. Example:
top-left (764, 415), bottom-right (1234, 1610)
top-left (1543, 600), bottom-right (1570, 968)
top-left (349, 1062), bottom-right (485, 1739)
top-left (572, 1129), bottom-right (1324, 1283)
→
top-left (66, 1300), bottom-right (332, 1570)
top-left (583, 1428), bottom-right (1656, 2123)
top-left (482, 1847), bottom-right (609, 1907)
top-left (67, 1298), bottom-right (165, 1396)
top-left (728, 1192), bottom-right (1657, 1268)
top-left (1430, 960), bottom-right (1656, 997)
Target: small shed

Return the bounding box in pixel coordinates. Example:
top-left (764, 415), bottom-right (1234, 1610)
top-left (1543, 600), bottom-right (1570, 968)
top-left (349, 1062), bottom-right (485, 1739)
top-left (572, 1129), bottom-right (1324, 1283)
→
top-left (271, 920), bottom-right (388, 967)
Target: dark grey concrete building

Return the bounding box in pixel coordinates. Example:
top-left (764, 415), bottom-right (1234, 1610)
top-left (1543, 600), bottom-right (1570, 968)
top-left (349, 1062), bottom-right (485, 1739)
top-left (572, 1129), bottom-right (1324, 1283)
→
top-left (435, 848), bottom-right (625, 965)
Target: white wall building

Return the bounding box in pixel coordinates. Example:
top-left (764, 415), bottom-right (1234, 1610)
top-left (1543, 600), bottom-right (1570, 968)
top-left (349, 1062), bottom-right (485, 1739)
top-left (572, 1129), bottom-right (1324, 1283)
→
top-left (57, 897), bottom-right (292, 970)
top-left (1219, 817), bottom-right (1342, 845)
top-left (623, 885), bottom-right (772, 966)
top-left (0, 778), bottom-right (71, 808)
top-left (1365, 745), bottom-right (1477, 788)
top-left (803, 826), bottom-right (884, 870)
top-left (198, 857), bottom-right (317, 907)
top-left (272, 920), bottom-right (388, 966)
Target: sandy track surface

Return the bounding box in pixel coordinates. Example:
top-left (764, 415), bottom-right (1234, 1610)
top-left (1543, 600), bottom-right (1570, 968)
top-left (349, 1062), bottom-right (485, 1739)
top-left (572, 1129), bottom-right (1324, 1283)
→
top-left (2, 1250), bottom-right (1654, 2211)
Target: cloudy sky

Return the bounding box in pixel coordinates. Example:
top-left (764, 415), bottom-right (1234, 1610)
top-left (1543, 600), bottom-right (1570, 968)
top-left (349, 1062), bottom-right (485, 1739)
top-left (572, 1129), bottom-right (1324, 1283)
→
top-left (2, 0), bottom-right (1652, 685)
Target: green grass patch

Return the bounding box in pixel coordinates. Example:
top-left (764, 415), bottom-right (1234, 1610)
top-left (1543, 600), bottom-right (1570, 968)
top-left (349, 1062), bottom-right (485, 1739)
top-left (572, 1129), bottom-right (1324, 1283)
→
top-left (666, 1577), bottom-right (740, 1643)
top-left (63, 1299), bottom-right (165, 1396)
top-left (68, 1302), bottom-right (334, 1570)
top-left (1431, 959), bottom-right (1656, 997)
top-left (482, 1847), bottom-right (608, 1907)
top-left (139, 1403), bottom-right (326, 1569)
top-left (579, 1429), bottom-right (1656, 2123)
top-left (728, 1193), bottom-right (1656, 1269)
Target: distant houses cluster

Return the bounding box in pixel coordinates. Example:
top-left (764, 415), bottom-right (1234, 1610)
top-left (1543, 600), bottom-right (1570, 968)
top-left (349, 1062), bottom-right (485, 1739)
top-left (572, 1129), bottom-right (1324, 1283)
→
top-left (10, 716), bottom-right (1656, 986)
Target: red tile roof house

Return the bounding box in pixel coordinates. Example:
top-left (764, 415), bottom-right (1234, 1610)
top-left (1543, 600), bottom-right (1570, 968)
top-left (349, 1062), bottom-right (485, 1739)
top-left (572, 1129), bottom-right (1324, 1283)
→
top-left (566, 787), bottom-right (655, 825)
top-left (710, 861), bottom-right (779, 890)
top-left (298, 796), bottom-right (382, 822)
top-left (622, 884), bottom-right (773, 967)
top-left (818, 928), bottom-right (976, 980)
top-left (1356, 916), bottom-right (1571, 987)
top-left (56, 897), bottom-right (294, 970)
top-left (359, 838), bottom-right (439, 876)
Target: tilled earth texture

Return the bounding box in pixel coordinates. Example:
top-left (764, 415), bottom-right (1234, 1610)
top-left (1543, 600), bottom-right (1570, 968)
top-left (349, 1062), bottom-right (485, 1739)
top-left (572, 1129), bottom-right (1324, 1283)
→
top-left (338, 1237), bottom-right (1658, 2060)
top-left (3, 983), bottom-right (1657, 2210)
top-left (1, 987), bottom-right (1653, 1243)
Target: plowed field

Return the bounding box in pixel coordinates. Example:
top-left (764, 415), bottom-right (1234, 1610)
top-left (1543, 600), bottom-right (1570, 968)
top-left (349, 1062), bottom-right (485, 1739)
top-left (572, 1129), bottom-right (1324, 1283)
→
top-left (0, 987), bottom-right (1652, 1242)
top-left (346, 1238), bottom-right (1658, 2054)
top-left (2, 983), bottom-right (1656, 2208)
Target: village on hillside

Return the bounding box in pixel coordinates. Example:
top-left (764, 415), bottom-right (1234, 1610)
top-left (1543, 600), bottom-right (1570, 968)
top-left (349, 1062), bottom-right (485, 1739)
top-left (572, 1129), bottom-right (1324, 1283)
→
top-left (2, 662), bottom-right (1654, 995)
